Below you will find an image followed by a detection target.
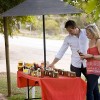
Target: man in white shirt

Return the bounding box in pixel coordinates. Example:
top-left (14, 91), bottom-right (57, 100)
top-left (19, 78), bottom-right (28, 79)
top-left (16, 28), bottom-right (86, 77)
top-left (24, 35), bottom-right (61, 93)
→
top-left (49, 20), bottom-right (88, 78)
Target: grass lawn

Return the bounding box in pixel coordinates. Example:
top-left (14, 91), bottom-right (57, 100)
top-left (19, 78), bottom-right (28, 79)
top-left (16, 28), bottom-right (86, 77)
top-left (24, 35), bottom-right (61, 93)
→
top-left (0, 72), bottom-right (41, 100)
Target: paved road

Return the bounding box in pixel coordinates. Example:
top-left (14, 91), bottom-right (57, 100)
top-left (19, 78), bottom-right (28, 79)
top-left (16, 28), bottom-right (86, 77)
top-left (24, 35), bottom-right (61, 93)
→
top-left (0, 34), bottom-right (71, 73)
top-left (7, 35), bottom-right (71, 54)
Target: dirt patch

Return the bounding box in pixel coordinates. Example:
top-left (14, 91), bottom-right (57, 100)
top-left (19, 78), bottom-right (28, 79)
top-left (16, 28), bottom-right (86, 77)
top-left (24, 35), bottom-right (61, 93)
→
top-left (0, 72), bottom-right (6, 75)
top-left (0, 72), bottom-right (16, 77)
top-left (0, 93), bottom-right (7, 100)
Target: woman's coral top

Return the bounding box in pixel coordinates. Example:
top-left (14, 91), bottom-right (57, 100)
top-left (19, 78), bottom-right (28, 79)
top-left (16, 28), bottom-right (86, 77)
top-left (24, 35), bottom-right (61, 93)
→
top-left (87, 47), bottom-right (100, 76)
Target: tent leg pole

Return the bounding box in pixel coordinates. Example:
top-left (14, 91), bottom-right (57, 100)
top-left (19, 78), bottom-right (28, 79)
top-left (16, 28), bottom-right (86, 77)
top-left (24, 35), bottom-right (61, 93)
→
top-left (42, 15), bottom-right (46, 69)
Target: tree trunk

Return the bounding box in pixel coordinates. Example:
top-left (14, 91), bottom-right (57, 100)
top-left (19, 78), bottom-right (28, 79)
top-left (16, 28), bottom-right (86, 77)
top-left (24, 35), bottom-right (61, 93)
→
top-left (3, 17), bottom-right (11, 97)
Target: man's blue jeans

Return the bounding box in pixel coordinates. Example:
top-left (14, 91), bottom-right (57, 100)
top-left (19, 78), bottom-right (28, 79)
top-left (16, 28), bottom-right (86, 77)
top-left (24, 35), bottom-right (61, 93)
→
top-left (87, 74), bottom-right (100, 100)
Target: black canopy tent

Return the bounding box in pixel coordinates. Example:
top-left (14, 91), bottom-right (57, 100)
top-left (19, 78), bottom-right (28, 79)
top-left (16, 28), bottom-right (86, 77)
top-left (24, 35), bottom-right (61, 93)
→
top-left (2, 0), bottom-right (82, 16)
top-left (1, 0), bottom-right (83, 96)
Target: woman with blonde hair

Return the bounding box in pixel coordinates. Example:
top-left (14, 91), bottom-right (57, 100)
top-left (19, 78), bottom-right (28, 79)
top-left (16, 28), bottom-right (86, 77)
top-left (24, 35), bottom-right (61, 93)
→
top-left (80, 24), bottom-right (100, 100)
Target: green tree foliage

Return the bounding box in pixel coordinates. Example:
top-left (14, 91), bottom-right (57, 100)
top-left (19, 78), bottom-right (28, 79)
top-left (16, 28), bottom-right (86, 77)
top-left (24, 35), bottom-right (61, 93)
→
top-left (45, 19), bottom-right (60, 35)
top-left (64, 0), bottom-right (100, 22)
top-left (0, 0), bottom-right (37, 35)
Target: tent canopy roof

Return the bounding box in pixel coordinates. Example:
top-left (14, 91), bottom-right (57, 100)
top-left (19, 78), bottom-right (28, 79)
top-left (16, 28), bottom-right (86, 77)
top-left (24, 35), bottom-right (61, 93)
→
top-left (1, 0), bottom-right (83, 17)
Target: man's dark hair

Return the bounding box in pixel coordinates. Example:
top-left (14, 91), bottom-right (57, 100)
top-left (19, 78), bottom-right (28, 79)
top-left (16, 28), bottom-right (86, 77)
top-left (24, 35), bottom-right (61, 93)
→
top-left (65, 20), bottom-right (77, 29)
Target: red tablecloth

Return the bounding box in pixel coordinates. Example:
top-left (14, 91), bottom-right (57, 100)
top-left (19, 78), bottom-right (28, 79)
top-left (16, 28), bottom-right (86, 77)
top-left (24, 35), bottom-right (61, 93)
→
top-left (17, 71), bottom-right (86, 100)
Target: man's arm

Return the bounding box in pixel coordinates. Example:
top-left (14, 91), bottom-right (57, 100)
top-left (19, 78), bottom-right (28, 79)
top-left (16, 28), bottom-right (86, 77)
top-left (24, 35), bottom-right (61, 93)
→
top-left (49, 58), bottom-right (60, 68)
top-left (49, 36), bottom-right (69, 68)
